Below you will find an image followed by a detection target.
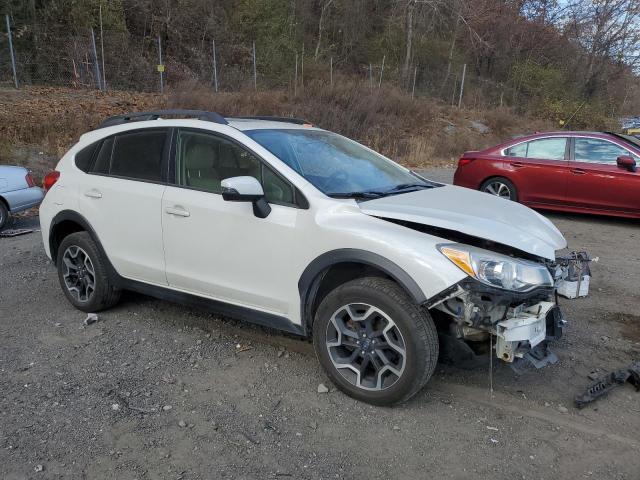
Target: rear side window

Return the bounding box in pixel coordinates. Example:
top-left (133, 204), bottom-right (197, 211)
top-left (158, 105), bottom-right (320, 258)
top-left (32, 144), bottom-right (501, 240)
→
top-left (75, 143), bottom-right (97, 172)
top-left (505, 138), bottom-right (566, 160)
top-left (110, 130), bottom-right (167, 181)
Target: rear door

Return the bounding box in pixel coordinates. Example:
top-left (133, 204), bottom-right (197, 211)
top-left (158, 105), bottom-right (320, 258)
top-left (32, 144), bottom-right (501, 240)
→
top-left (77, 128), bottom-right (170, 285)
top-left (565, 136), bottom-right (640, 215)
top-left (502, 136), bottom-right (570, 205)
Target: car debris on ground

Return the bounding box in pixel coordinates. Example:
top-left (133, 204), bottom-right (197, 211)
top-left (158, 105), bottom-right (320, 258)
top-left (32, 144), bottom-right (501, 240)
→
top-left (575, 361), bottom-right (640, 408)
top-left (83, 313), bottom-right (99, 326)
top-left (554, 251), bottom-right (595, 299)
top-left (0, 228), bottom-right (35, 238)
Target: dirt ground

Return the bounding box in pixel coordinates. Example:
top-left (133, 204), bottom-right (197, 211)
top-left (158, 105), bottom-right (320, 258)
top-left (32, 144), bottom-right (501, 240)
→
top-left (1, 168), bottom-right (639, 480)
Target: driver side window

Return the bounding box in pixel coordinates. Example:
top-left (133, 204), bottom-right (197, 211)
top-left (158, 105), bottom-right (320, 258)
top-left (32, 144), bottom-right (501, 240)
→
top-left (176, 129), bottom-right (295, 205)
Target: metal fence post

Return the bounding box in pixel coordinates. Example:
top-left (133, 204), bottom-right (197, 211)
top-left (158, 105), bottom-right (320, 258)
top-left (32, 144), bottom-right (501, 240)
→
top-left (378, 55), bottom-right (385, 88)
top-left (5, 15), bottom-right (18, 88)
top-left (90, 28), bottom-right (103, 90)
top-left (99, 4), bottom-right (106, 90)
top-left (157, 36), bottom-right (164, 94)
top-left (252, 41), bottom-right (257, 90)
top-left (457, 63), bottom-right (466, 108)
top-left (212, 39), bottom-right (218, 92)
top-left (294, 52), bottom-right (298, 96)
top-left (411, 66), bottom-right (417, 99)
top-left (330, 56), bottom-right (333, 87)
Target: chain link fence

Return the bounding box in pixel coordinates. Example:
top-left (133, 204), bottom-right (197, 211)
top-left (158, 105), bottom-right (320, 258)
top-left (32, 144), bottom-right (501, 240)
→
top-left (1, 15), bottom-right (508, 110)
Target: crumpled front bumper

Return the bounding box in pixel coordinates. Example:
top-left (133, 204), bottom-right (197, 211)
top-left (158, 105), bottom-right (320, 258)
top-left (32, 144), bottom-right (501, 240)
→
top-left (429, 278), bottom-right (566, 366)
top-left (494, 301), bottom-right (565, 363)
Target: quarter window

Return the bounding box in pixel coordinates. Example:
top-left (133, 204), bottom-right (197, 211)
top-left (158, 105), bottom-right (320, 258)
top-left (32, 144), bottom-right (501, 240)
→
top-left (504, 142), bottom-right (527, 158)
top-left (91, 137), bottom-right (114, 175)
top-left (574, 138), bottom-right (635, 164)
top-left (505, 138), bottom-right (567, 160)
top-left (176, 130), bottom-right (295, 205)
top-left (75, 143), bottom-right (98, 172)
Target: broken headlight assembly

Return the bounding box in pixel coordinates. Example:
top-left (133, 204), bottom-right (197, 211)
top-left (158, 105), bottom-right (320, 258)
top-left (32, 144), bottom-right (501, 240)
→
top-left (438, 244), bottom-right (554, 292)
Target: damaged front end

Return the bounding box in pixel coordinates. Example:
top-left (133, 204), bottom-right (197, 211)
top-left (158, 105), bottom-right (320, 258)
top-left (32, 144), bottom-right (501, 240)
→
top-left (429, 243), bottom-right (568, 368)
top-left (429, 279), bottom-right (565, 367)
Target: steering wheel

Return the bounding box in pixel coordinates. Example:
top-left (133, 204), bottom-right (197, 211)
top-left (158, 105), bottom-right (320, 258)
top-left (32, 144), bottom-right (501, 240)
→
top-left (319, 170), bottom-right (349, 192)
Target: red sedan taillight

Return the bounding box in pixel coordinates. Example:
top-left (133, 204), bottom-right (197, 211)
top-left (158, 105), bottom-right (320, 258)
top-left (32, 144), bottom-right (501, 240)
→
top-left (458, 158), bottom-right (475, 168)
top-left (43, 171), bottom-right (60, 193)
top-left (25, 172), bottom-right (36, 187)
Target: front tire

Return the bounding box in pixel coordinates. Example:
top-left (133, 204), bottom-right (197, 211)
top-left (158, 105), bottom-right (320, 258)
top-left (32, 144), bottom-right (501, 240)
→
top-left (313, 277), bottom-right (438, 406)
top-left (480, 177), bottom-right (518, 201)
top-left (56, 232), bottom-right (121, 312)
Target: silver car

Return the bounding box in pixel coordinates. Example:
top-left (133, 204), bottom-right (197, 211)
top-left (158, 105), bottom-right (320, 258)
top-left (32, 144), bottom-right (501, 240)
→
top-left (0, 166), bottom-right (44, 230)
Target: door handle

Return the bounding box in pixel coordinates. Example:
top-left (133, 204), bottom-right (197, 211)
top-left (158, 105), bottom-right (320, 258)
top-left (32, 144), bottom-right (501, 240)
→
top-left (165, 206), bottom-right (190, 217)
top-left (512, 162), bottom-right (525, 168)
top-left (84, 189), bottom-right (102, 199)
top-left (571, 168), bottom-right (586, 175)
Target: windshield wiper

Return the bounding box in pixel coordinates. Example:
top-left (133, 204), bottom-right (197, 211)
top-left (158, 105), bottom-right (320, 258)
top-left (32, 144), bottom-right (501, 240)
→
top-left (327, 183), bottom-right (435, 199)
top-left (326, 191), bottom-right (385, 199)
top-left (382, 183), bottom-right (435, 194)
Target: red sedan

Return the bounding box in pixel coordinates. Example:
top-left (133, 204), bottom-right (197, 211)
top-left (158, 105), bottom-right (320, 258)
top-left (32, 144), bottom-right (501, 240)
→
top-left (453, 131), bottom-right (640, 218)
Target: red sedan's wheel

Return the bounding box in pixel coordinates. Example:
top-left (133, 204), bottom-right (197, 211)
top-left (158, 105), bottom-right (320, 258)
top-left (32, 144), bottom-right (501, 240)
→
top-left (480, 177), bottom-right (518, 201)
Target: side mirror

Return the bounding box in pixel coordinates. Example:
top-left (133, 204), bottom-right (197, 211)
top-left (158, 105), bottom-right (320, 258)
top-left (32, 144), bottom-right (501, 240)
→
top-left (221, 176), bottom-right (271, 218)
top-left (616, 155), bottom-right (637, 172)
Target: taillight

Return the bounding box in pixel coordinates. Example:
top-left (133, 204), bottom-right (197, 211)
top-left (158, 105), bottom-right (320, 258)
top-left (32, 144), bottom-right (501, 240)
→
top-left (25, 172), bottom-right (35, 187)
top-left (458, 158), bottom-right (475, 167)
top-left (43, 171), bottom-right (60, 192)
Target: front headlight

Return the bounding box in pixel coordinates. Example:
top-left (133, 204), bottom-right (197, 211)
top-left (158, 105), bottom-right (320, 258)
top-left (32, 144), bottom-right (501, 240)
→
top-left (438, 244), bottom-right (553, 292)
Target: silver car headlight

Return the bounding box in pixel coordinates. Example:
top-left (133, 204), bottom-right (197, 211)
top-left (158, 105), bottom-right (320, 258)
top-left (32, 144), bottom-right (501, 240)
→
top-left (438, 244), bottom-right (553, 292)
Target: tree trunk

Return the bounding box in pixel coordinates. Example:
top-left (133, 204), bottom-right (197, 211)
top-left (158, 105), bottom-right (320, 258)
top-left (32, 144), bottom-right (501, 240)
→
top-left (315, 0), bottom-right (333, 61)
top-left (402, 0), bottom-right (415, 81)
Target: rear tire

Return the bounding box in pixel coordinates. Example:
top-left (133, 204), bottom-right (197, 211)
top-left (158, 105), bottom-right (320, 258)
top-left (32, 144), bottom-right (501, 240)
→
top-left (56, 231), bottom-right (121, 312)
top-left (480, 177), bottom-right (518, 201)
top-left (313, 277), bottom-right (438, 406)
top-left (0, 202), bottom-right (9, 231)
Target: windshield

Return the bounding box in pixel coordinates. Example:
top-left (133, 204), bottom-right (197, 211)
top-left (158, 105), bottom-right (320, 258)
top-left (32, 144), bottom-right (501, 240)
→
top-left (245, 129), bottom-right (436, 198)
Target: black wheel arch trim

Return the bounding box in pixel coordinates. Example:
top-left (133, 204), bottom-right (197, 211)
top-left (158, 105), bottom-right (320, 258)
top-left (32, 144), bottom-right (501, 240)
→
top-left (49, 210), bottom-right (121, 281)
top-left (298, 249), bottom-right (428, 333)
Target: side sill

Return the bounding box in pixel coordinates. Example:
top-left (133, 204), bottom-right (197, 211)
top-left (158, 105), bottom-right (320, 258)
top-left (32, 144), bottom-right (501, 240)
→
top-left (118, 277), bottom-right (306, 337)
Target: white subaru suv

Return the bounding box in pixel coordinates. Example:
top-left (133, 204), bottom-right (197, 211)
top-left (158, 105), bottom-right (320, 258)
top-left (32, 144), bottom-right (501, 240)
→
top-left (40, 110), bottom-right (568, 405)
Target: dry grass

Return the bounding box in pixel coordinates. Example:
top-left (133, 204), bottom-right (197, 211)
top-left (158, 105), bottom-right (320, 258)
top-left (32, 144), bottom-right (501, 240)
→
top-left (0, 81), bottom-right (556, 176)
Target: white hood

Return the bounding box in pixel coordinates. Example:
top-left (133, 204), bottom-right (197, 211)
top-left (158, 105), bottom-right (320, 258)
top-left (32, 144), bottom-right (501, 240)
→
top-left (359, 185), bottom-right (567, 260)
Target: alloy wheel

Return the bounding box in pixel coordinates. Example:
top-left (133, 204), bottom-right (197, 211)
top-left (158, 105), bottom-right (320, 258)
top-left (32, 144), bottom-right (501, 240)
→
top-left (325, 303), bottom-right (406, 391)
top-left (483, 181), bottom-right (512, 199)
top-left (62, 245), bottom-right (96, 302)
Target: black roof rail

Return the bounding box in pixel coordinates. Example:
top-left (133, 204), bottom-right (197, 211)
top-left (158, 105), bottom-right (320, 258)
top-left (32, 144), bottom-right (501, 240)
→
top-left (98, 109), bottom-right (229, 129)
top-left (230, 116), bottom-right (313, 126)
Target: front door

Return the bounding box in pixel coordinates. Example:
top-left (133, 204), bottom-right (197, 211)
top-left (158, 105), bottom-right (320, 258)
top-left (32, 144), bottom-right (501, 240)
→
top-left (161, 128), bottom-right (304, 319)
top-left (566, 137), bottom-right (640, 215)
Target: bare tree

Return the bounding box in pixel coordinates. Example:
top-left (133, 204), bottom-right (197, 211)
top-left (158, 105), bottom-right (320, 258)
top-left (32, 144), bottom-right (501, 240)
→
top-left (563, 0), bottom-right (640, 97)
top-left (314, 0), bottom-right (334, 60)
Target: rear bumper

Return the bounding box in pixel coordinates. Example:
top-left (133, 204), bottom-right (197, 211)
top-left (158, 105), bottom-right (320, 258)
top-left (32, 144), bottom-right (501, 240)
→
top-left (452, 168), bottom-right (477, 189)
top-left (5, 186), bottom-right (44, 213)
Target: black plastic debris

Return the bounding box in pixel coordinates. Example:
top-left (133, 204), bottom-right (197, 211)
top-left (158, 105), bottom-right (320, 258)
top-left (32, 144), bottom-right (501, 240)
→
top-left (0, 228), bottom-right (34, 238)
top-left (574, 361), bottom-right (640, 408)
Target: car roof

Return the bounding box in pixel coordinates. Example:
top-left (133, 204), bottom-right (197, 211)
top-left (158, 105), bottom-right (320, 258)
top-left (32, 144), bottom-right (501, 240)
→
top-left (78, 117), bottom-right (322, 145)
top-left (486, 131), bottom-right (625, 152)
top-left (225, 118), bottom-right (318, 131)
